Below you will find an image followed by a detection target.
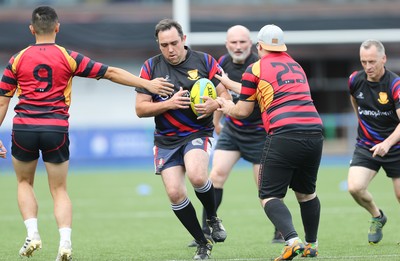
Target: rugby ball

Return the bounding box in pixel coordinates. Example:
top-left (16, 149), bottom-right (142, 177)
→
top-left (190, 78), bottom-right (217, 116)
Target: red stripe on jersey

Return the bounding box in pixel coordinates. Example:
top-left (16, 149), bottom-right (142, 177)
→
top-left (164, 113), bottom-right (197, 133)
top-left (358, 119), bottom-right (375, 141)
top-left (13, 117), bottom-right (69, 127)
top-left (266, 116), bottom-right (322, 132)
top-left (348, 71), bottom-right (358, 90)
top-left (392, 79), bottom-right (400, 101)
top-left (230, 117), bottom-right (244, 126)
top-left (270, 104), bottom-right (319, 116)
top-left (241, 86), bottom-right (255, 96)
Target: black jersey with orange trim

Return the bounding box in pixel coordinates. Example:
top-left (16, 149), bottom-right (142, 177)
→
top-left (0, 43), bottom-right (108, 133)
top-left (136, 47), bottom-right (222, 148)
top-left (240, 52), bottom-right (323, 135)
top-left (349, 69), bottom-right (400, 151)
top-left (218, 53), bottom-right (264, 135)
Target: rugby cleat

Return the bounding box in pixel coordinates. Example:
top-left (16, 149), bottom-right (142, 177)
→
top-left (193, 239), bottom-right (213, 260)
top-left (55, 241), bottom-right (72, 261)
top-left (19, 232), bottom-right (42, 257)
top-left (206, 216), bottom-right (227, 243)
top-left (274, 239), bottom-right (305, 261)
top-left (368, 209), bottom-right (387, 245)
top-left (302, 243), bottom-right (318, 257)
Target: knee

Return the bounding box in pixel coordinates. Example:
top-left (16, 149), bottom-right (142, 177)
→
top-left (166, 187), bottom-right (186, 204)
top-left (347, 183), bottom-right (363, 197)
top-left (210, 170), bottom-right (226, 188)
top-left (190, 175), bottom-right (208, 188)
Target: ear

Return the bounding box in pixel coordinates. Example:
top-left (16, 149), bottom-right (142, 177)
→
top-left (55, 23), bottom-right (60, 33)
top-left (29, 24), bottom-right (35, 35)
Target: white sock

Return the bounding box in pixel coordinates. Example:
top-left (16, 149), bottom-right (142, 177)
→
top-left (24, 218), bottom-right (38, 238)
top-left (287, 237), bottom-right (300, 246)
top-left (59, 227), bottom-right (72, 246)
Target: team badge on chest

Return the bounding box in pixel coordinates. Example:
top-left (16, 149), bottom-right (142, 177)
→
top-left (378, 92), bottom-right (389, 104)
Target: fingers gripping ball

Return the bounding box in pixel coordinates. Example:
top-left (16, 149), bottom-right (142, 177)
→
top-left (190, 78), bottom-right (217, 116)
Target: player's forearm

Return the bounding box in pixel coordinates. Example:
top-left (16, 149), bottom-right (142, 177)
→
top-left (226, 80), bottom-right (242, 94)
top-left (104, 66), bottom-right (144, 87)
top-left (136, 99), bottom-right (175, 118)
top-left (0, 97), bottom-right (11, 126)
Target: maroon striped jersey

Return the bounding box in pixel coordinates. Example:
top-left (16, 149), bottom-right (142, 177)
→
top-left (0, 43), bottom-right (108, 133)
top-left (240, 52), bottom-right (323, 135)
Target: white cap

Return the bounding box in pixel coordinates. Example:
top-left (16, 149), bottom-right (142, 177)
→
top-left (257, 24), bottom-right (287, 52)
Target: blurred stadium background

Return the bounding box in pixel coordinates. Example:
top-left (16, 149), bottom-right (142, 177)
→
top-left (1, 0), bottom-right (400, 171)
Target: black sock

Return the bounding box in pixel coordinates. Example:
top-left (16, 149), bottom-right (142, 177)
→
top-left (172, 198), bottom-right (207, 244)
top-left (264, 198), bottom-right (298, 240)
top-left (195, 180), bottom-right (217, 219)
top-left (299, 196), bottom-right (320, 243)
top-left (201, 187), bottom-right (223, 234)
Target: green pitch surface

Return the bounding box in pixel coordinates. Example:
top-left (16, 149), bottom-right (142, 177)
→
top-left (1, 166), bottom-right (399, 260)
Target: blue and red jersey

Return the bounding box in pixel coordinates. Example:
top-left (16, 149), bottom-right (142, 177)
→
top-left (349, 69), bottom-right (400, 151)
top-left (136, 47), bottom-right (222, 148)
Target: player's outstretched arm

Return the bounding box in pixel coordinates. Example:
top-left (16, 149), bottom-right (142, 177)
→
top-left (216, 97), bottom-right (253, 119)
top-left (0, 96), bottom-right (11, 159)
top-left (104, 66), bottom-right (174, 96)
top-left (215, 72), bottom-right (242, 94)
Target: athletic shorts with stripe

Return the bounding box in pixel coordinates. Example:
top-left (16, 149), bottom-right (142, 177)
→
top-left (11, 131), bottom-right (70, 163)
top-left (153, 136), bottom-right (214, 175)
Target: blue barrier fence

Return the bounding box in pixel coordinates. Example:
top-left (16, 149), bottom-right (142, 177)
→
top-left (0, 113), bottom-right (355, 173)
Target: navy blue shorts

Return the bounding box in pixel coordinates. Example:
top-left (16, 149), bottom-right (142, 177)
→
top-left (153, 136), bottom-right (214, 174)
top-left (12, 131), bottom-right (70, 163)
top-left (258, 132), bottom-right (324, 199)
top-left (350, 145), bottom-right (400, 178)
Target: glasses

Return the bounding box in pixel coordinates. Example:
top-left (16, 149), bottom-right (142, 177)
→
top-left (256, 42), bottom-right (260, 48)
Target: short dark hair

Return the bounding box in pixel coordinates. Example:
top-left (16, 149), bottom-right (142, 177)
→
top-left (154, 19), bottom-right (184, 40)
top-left (31, 6), bottom-right (58, 35)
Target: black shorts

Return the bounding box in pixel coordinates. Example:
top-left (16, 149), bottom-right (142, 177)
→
top-left (215, 124), bottom-right (264, 164)
top-left (12, 131), bottom-right (70, 163)
top-left (258, 132), bottom-right (324, 199)
top-left (350, 145), bottom-right (400, 178)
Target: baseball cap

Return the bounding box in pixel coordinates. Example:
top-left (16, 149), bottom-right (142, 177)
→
top-left (257, 24), bottom-right (287, 52)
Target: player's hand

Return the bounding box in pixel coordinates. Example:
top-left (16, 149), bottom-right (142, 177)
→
top-left (148, 77), bottom-right (174, 96)
top-left (214, 72), bottom-right (229, 86)
top-left (215, 72), bottom-right (234, 91)
top-left (0, 140), bottom-right (7, 159)
top-left (370, 141), bottom-right (390, 158)
top-left (169, 87), bottom-right (191, 110)
top-left (216, 97), bottom-right (235, 115)
top-left (195, 96), bottom-right (219, 119)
